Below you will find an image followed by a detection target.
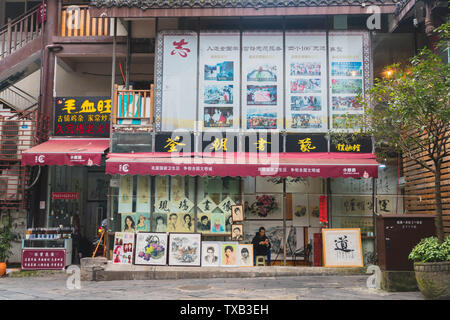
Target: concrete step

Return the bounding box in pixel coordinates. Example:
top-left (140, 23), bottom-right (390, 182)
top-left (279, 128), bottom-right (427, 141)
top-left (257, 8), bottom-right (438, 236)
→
top-left (81, 258), bottom-right (367, 281)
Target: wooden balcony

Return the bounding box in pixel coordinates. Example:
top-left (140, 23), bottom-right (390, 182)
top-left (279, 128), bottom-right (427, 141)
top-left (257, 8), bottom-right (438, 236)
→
top-left (0, 6), bottom-right (42, 61)
top-left (112, 84), bottom-right (154, 131)
top-left (60, 5), bottom-right (110, 37)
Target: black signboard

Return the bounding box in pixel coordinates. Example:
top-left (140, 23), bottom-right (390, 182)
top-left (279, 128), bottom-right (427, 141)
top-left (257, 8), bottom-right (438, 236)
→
top-left (330, 135), bottom-right (373, 153)
top-left (155, 132), bottom-right (195, 153)
top-left (243, 132), bottom-right (283, 153)
top-left (286, 134), bottom-right (328, 153)
top-left (54, 96), bottom-right (111, 137)
top-left (199, 132), bottom-right (239, 153)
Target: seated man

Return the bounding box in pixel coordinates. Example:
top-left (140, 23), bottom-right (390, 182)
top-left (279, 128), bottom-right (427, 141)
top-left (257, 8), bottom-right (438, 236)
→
top-left (251, 227), bottom-right (271, 266)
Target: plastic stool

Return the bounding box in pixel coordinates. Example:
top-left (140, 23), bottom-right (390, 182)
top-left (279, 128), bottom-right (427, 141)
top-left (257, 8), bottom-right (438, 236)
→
top-left (255, 256), bottom-right (266, 266)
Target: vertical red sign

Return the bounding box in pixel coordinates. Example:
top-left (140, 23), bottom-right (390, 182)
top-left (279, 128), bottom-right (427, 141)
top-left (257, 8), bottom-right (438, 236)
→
top-left (319, 195), bottom-right (327, 223)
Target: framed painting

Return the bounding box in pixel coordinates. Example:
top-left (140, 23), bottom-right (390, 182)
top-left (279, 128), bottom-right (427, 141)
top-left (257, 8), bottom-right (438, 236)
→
top-left (121, 213), bottom-right (137, 233)
top-left (134, 232), bottom-right (168, 266)
top-left (112, 232), bottom-right (135, 265)
top-left (231, 224), bottom-right (244, 241)
top-left (221, 242), bottom-right (238, 267)
top-left (322, 228), bottom-right (363, 268)
top-left (201, 241), bottom-right (221, 267)
top-left (237, 244), bottom-right (254, 267)
top-left (231, 204), bottom-right (244, 222)
top-left (168, 233), bottom-right (202, 267)
top-left (135, 212), bottom-right (150, 232)
top-left (244, 194), bottom-right (283, 220)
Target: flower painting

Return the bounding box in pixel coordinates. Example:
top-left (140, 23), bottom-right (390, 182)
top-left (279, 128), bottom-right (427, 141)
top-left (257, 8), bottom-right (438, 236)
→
top-left (244, 194), bottom-right (283, 220)
top-left (134, 232), bottom-right (168, 266)
top-left (168, 233), bottom-right (202, 266)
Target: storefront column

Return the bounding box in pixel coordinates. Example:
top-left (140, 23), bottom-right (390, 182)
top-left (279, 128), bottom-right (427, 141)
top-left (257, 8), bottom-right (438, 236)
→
top-left (111, 18), bottom-right (117, 97)
top-left (282, 177), bottom-right (287, 265)
top-left (0, 0), bottom-right (5, 26)
top-left (372, 177), bottom-right (377, 255)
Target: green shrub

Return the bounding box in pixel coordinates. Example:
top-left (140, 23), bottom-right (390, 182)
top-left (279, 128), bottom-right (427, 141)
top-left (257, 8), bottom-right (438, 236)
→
top-left (408, 236), bottom-right (450, 263)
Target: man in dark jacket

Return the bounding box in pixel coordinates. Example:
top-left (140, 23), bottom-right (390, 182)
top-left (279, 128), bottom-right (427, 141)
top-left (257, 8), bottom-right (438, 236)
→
top-left (251, 227), bottom-right (271, 266)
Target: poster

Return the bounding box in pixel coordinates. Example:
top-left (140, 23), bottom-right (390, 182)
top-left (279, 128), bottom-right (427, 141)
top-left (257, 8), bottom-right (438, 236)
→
top-left (237, 244), bottom-right (254, 267)
top-left (152, 212), bottom-right (167, 232)
top-left (197, 212), bottom-right (212, 233)
top-left (168, 233), bottom-right (202, 266)
top-left (113, 232), bottom-right (135, 264)
top-left (285, 32), bottom-right (327, 132)
top-left (221, 242), bottom-right (238, 267)
top-left (155, 176), bottom-right (170, 214)
top-left (54, 96), bottom-right (111, 137)
top-left (242, 32), bottom-right (283, 130)
top-left (121, 213), bottom-right (137, 232)
top-left (158, 32), bottom-right (198, 131)
top-left (167, 212), bottom-right (195, 233)
top-left (118, 176), bottom-right (133, 213)
top-left (136, 176), bottom-right (151, 213)
top-left (199, 32), bottom-right (240, 130)
top-left (329, 32), bottom-right (366, 131)
top-left (309, 195), bottom-right (322, 228)
top-left (292, 194), bottom-right (308, 227)
top-left (322, 228), bottom-right (363, 267)
top-left (201, 241), bottom-right (221, 267)
top-left (134, 232), bottom-right (168, 266)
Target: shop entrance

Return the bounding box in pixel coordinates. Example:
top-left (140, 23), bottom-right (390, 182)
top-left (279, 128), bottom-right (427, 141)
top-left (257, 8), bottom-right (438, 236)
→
top-left (47, 165), bottom-right (109, 263)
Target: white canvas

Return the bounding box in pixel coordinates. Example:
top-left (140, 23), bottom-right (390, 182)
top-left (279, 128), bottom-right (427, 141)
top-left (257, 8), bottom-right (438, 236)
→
top-left (201, 241), bottom-right (221, 267)
top-left (322, 228), bottom-right (363, 267)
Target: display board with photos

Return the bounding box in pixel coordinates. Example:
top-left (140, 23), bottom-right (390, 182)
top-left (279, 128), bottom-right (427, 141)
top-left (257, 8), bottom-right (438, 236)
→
top-left (155, 30), bottom-right (370, 132)
top-left (242, 31), bottom-right (284, 130)
top-left (168, 233), bottom-right (202, 266)
top-left (113, 232), bottom-right (135, 264)
top-left (329, 32), bottom-right (369, 131)
top-left (285, 32), bottom-right (328, 132)
top-left (322, 228), bottom-right (363, 267)
top-left (134, 232), bottom-right (168, 266)
top-left (199, 32), bottom-right (240, 130)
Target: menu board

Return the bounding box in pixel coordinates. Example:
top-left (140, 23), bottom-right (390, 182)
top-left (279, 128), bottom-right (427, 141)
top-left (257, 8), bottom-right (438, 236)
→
top-left (199, 32), bottom-right (240, 130)
top-left (329, 32), bottom-right (365, 131)
top-left (285, 32), bottom-right (328, 132)
top-left (242, 32), bottom-right (284, 131)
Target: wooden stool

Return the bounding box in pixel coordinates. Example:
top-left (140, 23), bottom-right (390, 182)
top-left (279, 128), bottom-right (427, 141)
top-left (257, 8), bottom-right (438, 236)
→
top-left (255, 256), bottom-right (266, 266)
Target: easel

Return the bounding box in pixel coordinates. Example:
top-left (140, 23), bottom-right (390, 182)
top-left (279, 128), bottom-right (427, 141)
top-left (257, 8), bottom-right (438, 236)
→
top-left (92, 228), bottom-right (105, 258)
top-left (273, 225), bottom-right (296, 265)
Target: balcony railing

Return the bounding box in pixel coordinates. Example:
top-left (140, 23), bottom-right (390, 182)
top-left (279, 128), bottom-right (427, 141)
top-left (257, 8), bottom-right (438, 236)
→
top-left (0, 6), bottom-right (42, 61)
top-left (60, 5), bottom-right (110, 37)
top-left (112, 84), bottom-right (154, 127)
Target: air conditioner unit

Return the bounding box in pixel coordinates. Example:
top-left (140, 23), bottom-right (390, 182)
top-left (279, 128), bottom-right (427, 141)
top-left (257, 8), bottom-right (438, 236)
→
top-left (0, 174), bottom-right (21, 201)
top-left (0, 120), bottom-right (19, 160)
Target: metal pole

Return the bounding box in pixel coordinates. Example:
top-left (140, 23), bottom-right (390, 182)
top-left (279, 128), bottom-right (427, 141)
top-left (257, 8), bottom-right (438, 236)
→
top-left (372, 177), bottom-right (377, 256)
top-left (125, 21), bottom-right (131, 89)
top-left (111, 18), bottom-right (117, 98)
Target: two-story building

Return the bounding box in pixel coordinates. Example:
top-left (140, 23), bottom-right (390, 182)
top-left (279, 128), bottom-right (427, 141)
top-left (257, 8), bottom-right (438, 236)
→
top-left (2, 0), bottom-right (447, 267)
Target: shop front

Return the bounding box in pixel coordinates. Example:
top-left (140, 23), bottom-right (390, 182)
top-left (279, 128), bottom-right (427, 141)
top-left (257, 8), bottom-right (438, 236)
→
top-left (20, 96), bottom-right (111, 268)
top-left (104, 130), bottom-right (385, 266)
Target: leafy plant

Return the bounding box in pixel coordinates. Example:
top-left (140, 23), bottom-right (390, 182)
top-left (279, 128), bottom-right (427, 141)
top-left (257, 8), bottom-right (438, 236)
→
top-left (408, 236), bottom-right (450, 263)
top-left (0, 221), bottom-right (14, 262)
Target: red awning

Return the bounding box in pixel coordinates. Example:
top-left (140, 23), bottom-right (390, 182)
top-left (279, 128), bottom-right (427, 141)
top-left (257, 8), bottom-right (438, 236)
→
top-left (106, 152), bottom-right (379, 178)
top-left (22, 139), bottom-right (109, 167)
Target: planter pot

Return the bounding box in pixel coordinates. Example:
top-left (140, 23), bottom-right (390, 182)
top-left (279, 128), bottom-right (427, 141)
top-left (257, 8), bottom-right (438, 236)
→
top-left (0, 262), bottom-right (6, 277)
top-left (414, 261), bottom-right (450, 300)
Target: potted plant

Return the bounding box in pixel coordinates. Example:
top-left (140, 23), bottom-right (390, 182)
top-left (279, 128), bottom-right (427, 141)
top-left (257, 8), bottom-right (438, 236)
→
top-left (0, 220), bottom-right (14, 276)
top-left (408, 236), bottom-right (450, 300)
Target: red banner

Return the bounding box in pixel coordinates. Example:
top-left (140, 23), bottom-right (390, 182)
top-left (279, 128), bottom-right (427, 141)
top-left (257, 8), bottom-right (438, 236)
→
top-left (22, 249), bottom-right (66, 270)
top-left (52, 192), bottom-right (79, 200)
top-left (319, 195), bottom-right (327, 223)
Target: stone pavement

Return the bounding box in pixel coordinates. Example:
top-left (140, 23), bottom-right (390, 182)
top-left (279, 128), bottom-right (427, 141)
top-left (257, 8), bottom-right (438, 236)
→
top-left (0, 273), bottom-right (423, 300)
